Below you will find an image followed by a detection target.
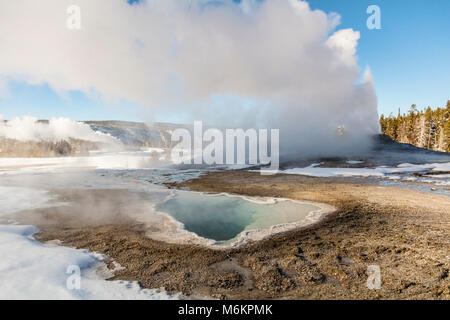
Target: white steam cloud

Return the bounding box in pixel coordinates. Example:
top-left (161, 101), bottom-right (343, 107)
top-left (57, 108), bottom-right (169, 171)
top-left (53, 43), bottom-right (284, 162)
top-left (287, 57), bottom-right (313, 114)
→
top-left (0, 0), bottom-right (380, 156)
top-left (0, 115), bottom-right (118, 144)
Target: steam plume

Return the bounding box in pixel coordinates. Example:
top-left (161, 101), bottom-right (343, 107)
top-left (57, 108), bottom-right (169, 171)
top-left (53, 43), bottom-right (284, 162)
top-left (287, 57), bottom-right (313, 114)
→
top-left (0, 0), bottom-right (380, 156)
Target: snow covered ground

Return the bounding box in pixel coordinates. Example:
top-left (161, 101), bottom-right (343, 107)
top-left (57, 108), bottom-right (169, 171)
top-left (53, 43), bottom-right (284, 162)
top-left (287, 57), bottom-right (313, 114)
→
top-left (281, 162), bottom-right (450, 185)
top-left (0, 224), bottom-right (182, 300)
top-left (0, 186), bottom-right (53, 216)
top-left (0, 149), bottom-right (168, 171)
top-left (0, 176), bottom-right (184, 300)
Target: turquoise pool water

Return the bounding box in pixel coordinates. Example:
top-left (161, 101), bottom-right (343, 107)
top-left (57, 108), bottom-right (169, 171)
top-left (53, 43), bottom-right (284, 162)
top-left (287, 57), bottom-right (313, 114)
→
top-left (155, 191), bottom-right (319, 243)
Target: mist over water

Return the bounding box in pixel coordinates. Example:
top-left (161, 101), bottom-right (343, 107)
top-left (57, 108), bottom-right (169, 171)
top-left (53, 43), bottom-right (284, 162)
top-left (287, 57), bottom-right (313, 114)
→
top-left (0, 0), bottom-right (380, 158)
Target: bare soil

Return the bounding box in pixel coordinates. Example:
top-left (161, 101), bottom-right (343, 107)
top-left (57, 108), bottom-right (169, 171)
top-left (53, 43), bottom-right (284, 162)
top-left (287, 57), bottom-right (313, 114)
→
top-left (31, 171), bottom-right (449, 300)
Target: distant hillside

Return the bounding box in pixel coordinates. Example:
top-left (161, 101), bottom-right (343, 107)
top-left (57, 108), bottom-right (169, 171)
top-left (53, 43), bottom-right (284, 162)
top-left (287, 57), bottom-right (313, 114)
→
top-left (0, 120), bottom-right (182, 157)
top-left (84, 121), bottom-right (188, 148)
top-left (380, 101), bottom-right (450, 152)
top-left (0, 138), bottom-right (98, 157)
top-left (2, 118), bottom-right (449, 159)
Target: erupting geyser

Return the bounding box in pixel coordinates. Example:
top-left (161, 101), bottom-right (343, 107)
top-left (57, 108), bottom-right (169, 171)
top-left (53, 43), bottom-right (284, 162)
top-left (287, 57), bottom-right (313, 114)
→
top-left (0, 0), bottom-right (380, 157)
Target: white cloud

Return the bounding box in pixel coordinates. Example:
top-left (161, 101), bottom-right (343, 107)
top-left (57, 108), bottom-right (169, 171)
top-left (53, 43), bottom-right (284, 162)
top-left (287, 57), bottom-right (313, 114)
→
top-left (326, 28), bottom-right (360, 67)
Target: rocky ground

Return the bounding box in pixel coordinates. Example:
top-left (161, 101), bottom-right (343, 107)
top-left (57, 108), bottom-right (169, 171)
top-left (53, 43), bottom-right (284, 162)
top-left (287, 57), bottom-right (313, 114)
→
top-left (29, 170), bottom-right (450, 300)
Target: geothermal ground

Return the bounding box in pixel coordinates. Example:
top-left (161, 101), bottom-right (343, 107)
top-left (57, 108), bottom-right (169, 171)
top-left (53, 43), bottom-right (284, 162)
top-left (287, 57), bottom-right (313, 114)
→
top-left (25, 171), bottom-right (447, 300)
top-left (1, 150), bottom-right (449, 300)
top-left (0, 133), bottom-right (449, 300)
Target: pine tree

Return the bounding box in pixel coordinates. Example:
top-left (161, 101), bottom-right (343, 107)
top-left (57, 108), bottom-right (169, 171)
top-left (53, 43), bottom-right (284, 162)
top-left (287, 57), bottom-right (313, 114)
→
top-left (407, 104), bottom-right (417, 144)
top-left (379, 101), bottom-right (449, 152)
top-left (444, 121), bottom-right (450, 152)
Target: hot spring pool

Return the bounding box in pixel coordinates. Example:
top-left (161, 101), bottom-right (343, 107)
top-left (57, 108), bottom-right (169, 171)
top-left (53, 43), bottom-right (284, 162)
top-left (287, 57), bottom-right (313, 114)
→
top-left (155, 191), bottom-right (322, 244)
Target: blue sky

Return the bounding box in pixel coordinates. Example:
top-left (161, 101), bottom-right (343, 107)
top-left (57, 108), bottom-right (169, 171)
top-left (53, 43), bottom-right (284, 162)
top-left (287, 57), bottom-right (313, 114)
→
top-left (308, 0), bottom-right (450, 116)
top-left (0, 0), bottom-right (449, 121)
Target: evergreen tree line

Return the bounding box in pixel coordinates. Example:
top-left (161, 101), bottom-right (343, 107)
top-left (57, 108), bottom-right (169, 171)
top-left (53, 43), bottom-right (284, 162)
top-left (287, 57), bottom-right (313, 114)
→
top-left (380, 100), bottom-right (450, 152)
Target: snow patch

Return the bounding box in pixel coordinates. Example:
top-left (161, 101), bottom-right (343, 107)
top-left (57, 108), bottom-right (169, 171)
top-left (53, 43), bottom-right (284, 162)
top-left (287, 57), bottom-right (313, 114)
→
top-left (0, 185), bottom-right (184, 300)
top-left (281, 162), bottom-right (450, 179)
top-left (0, 224), bottom-right (183, 300)
top-left (0, 152), bottom-right (168, 171)
top-left (0, 186), bottom-right (53, 216)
